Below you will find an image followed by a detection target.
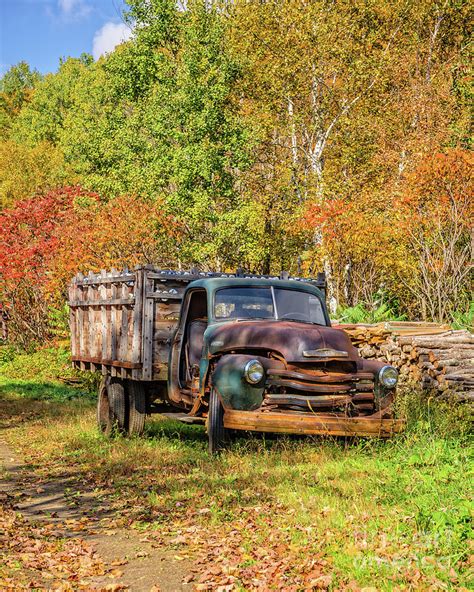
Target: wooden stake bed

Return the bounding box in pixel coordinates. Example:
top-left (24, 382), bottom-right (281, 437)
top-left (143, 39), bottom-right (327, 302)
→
top-left (68, 267), bottom-right (197, 381)
top-left (223, 410), bottom-right (405, 437)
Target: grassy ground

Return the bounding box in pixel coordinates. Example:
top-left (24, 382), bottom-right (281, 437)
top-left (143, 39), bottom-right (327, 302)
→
top-left (1, 346), bottom-right (472, 590)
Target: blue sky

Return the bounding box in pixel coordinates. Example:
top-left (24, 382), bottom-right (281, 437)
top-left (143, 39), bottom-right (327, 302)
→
top-left (0, 0), bottom-right (132, 76)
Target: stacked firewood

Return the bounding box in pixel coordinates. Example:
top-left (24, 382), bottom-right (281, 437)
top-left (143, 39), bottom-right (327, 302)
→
top-left (338, 323), bottom-right (474, 402)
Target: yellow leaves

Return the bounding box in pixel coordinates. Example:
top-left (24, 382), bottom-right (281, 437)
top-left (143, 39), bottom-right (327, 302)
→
top-left (0, 140), bottom-right (76, 208)
top-left (110, 558), bottom-right (128, 566)
top-left (108, 568), bottom-right (124, 578)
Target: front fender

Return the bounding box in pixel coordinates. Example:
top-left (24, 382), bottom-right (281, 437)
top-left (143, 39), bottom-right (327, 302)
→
top-left (210, 354), bottom-right (275, 411)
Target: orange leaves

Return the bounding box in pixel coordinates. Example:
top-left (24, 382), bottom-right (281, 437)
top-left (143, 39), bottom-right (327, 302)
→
top-left (189, 505), bottom-right (333, 592)
top-left (54, 192), bottom-right (180, 292)
top-left (301, 194), bottom-right (395, 260)
top-left (0, 186), bottom-right (181, 345)
top-left (397, 148), bottom-right (473, 227)
top-left (304, 198), bottom-right (347, 233)
top-left (0, 498), bottom-right (107, 589)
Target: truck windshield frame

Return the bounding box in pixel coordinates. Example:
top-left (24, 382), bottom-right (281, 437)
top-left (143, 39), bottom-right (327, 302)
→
top-left (213, 286), bottom-right (327, 326)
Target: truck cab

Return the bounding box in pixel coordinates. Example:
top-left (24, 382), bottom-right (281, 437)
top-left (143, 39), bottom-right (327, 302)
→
top-left (68, 267), bottom-right (403, 453)
top-left (168, 278), bottom-right (402, 452)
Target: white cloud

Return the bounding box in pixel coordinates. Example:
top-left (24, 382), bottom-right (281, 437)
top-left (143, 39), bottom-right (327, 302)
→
top-left (57, 0), bottom-right (91, 20)
top-left (92, 22), bottom-right (132, 60)
top-left (59, 0), bottom-right (76, 13)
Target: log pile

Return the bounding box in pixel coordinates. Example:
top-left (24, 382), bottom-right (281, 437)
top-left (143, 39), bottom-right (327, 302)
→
top-left (337, 322), bottom-right (474, 402)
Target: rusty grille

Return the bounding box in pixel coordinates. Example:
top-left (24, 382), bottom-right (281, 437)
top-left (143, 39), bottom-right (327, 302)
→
top-left (263, 365), bottom-right (375, 414)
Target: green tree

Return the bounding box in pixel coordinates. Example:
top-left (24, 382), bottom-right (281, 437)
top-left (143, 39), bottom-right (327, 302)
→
top-left (0, 61), bottom-right (41, 138)
top-left (12, 55), bottom-right (93, 146)
top-left (61, 0), bottom-right (251, 266)
top-left (168, 0), bottom-right (251, 264)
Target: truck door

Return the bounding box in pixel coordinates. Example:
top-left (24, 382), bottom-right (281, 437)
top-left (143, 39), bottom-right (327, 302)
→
top-left (168, 288), bottom-right (208, 408)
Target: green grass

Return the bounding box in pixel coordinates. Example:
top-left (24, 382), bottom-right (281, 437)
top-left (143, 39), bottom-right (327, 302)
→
top-left (0, 344), bottom-right (97, 399)
top-left (1, 347), bottom-right (473, 590)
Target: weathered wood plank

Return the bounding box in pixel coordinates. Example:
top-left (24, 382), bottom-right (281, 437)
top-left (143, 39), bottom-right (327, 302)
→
top-left (142, 271), bottom-right (155, 381)
top-left (78, 283), bottom-right (85, 357)
top-left (105, 275), bottom-right (113, 362)
top-left (69, 298), bottom-right (135, 307)
top-left (145, 292), bottom-right (183, 300)
top-left (93, 284), bottom-right (101, 358)
top-left (100, 271), bottom-right (108, 361)
top-left (71, 357), bottom-right (141, 369)
top-left (85, 272), bottom-right (95, 358)
top-left (110, 280), bottom-right (117, 362)
top-left (155, 302), bottom-right (181, 318)
top-left (120, 282), bottom-right (129, 362)
top-left (132, 270), bottom-right (143, 366)
top-left (223, 410), bottom-right (405, 437)
top-left (68, 280), bottom-right (79, 358)
top-left (74, 273), bottom-right (135, 286)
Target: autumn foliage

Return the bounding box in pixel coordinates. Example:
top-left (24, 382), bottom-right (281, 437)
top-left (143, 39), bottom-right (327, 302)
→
top-left (0, 187), bottom-right (179, 346)
top-left (300, 149), bottom-right (473, 317)
top-left (395, 150), bottom-right (473, 321)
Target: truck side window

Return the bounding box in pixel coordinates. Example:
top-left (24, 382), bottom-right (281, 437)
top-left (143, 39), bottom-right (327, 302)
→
top-left (187, 289), bottom-right (207, 322)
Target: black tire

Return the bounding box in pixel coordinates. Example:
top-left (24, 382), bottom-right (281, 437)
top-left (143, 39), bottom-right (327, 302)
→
top-left (97, 376), bottom-right (113, 436)
top-left (107, 378), bottom-right (129, 434)
top-left (126, 380), bottom-right (147, 436)
top-left (207, 388), bottom-right (229, 454)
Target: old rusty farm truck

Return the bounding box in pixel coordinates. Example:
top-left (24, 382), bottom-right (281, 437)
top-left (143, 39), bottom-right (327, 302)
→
top-left (69, 267), bottom-right (403, 452)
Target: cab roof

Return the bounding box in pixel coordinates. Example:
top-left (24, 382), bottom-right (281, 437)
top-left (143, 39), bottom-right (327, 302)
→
top-left (186, 276), bottom-right (326, 299)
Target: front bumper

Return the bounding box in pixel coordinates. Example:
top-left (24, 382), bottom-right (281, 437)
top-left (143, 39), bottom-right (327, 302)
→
top-left (223, 409), bottom-right (405, 437)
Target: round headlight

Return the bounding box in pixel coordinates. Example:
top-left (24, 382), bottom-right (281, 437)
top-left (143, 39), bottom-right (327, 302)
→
top-left (379, 365), bottom-right (398, 388)
top-left (244, 359), bottom-right (264, 384)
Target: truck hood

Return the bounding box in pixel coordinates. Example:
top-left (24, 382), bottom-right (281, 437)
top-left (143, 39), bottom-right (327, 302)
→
top-left (205, 320), bottom-right (361, 365)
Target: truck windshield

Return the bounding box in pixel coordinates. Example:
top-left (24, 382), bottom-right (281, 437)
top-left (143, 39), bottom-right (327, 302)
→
top-left (214, 287), bottom-right (327, 325)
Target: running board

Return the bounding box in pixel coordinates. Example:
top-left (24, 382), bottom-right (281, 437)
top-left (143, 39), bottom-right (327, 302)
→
top-left (160, 412), bottom-right (206, 425)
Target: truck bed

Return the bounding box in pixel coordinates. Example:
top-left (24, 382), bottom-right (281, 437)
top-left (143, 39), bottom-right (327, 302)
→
top-left (69, 267), bottom-right (189, 380)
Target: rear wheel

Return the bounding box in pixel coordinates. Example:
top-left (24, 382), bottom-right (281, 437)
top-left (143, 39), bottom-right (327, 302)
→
top-left (207, 388), bottom-right (229, 454)
top-left (109, 378), bottom-right (128, 433)
top-left (97, 377), bottom-right (112, 435)
top-left (126, 380), bottom-right (147, 436)
top-left (97, 377), bottom-right (128, 435)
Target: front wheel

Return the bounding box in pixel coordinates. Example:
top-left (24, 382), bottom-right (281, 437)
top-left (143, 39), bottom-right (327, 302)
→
top-left (207, 388), bottom-right (229, 454)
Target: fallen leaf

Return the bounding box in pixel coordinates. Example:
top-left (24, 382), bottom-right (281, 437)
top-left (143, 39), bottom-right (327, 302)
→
top-left (111, 558), bottom-right (129, 566)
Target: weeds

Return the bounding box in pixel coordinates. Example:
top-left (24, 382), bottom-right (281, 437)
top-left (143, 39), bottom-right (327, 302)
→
top-left (0, 344), bottom-right (98, 395)
top-left (335, 302), bottom-right (406, 324)
top-left (394, 384), bottom-right (472, 440)
top-left (451, 301), bottom-right (474, 330)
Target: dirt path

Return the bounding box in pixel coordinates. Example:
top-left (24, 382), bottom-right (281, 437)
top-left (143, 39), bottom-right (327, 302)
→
top-left (0, 438), bottom-right (193, 591)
